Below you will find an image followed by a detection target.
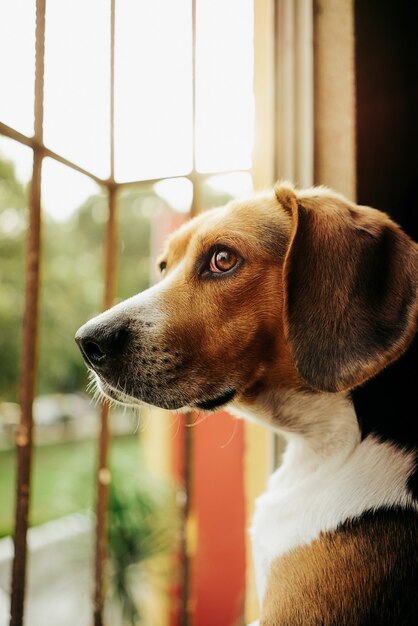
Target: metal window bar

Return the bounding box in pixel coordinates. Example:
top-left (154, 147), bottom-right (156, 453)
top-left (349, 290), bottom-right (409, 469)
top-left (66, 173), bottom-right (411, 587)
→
top-left (0, 0), bottom-right (255, 624)
top-left (9, 0), bottom-right (45, 623)
top-left (93, 0), bottom-right (117, 621)
top-left (93, 186), bottom-right (119, 625)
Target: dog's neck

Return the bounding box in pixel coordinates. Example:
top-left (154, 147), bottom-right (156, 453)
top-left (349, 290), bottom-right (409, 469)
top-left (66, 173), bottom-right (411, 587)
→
top-left (233, 388), bottom-right (360, 468)
top-left (235, 333), bottom-right (417, 449)
top-left (233, 334), bottom-right (418, 498)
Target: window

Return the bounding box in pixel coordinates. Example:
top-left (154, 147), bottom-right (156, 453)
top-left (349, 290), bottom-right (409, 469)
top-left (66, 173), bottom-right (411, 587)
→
top-left (0, 1), bottom-right (258, 624)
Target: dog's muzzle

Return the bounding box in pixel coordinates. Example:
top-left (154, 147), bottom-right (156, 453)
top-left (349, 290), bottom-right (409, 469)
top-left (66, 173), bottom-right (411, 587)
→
top-left (75, 307), bottom-right (237, 411)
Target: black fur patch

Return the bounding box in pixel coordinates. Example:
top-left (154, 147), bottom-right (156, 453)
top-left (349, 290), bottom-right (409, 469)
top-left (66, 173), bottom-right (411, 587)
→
top-left (195, 388), bottom-right (236, 411)
top-left (352, 333), bottom-right (418, 499)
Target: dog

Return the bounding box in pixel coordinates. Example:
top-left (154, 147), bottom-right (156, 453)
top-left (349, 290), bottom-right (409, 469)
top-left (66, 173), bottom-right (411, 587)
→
top-left (76, 183), bottom-right (418, 625)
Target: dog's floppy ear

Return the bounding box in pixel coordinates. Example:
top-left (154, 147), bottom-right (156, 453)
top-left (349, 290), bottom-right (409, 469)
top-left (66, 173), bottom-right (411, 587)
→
top-left (275, 183), bottom-right (418, 392)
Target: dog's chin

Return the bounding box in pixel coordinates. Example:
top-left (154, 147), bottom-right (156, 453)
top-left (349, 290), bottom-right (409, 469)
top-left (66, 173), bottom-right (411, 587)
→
top-left (92, 373), bottom-right (236, 413)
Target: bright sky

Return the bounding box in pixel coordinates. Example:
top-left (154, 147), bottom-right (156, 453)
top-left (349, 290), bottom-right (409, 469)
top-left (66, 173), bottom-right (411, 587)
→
top-left (0, 0), bottom-right (254, 220)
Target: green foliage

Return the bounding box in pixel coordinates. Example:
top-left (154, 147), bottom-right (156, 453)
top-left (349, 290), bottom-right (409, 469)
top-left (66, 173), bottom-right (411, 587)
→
top-left (0, 435), bottom-right (141, 537)
top-left (107, 467), bottom-right (179, 625)
top-left (0, 159), bottom-right (27, 400)
top-left (0, 154), bottom-right (153, 401)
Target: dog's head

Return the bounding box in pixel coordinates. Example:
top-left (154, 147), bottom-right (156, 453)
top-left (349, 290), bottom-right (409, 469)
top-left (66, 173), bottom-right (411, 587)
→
top-left (75, 184), bottom-right (418, 418)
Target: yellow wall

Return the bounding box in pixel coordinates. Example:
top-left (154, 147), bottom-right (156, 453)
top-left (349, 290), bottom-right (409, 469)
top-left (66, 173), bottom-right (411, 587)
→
top-left (313, 0), bottom-right (356, 199)
top-left (140, 406), bottom-right (174, 626)
top-left (244, 422), bottom-right (271, 622)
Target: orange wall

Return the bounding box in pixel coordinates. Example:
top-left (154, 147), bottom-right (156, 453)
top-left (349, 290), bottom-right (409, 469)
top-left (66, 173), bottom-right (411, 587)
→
top-left (190, 412), bottom-right (246, 626)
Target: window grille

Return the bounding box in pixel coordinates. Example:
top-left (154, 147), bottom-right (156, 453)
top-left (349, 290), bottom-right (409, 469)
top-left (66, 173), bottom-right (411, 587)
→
top-left (0, 0), bottom-right (256, 624)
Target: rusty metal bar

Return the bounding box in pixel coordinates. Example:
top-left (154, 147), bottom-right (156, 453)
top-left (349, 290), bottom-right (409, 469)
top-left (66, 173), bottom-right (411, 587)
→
top-left (180, 414), bottom-right (192, 626)
top-left (93, 185), bottom-right (118, 626)
top-left (0, 117), bottom-right (246, 192)
top-left (94, 397), bottom-right (111, 626)
top-left (0, 123), bottom-right (33, 149)
top-left (0, 123), bottom-right (249, 194)
top-left (93, 0), bottom-right (117, 623)
top-left (9, 148), bottom-right (42, 626)
top-left (9, 1), bottom-right (45, 625)
top-left (179, 3), bottom-right (198, 625)
top-left (110, 2), bottom-right (115, 187)
top-left (0, 121), bottom-right (109, 186)
top-left (40, 145), bottom-right (108, 186)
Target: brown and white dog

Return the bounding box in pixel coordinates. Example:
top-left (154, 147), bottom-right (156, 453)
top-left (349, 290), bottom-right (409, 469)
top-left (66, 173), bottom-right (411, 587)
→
top-left (76, 183), bottom-right (418, 625)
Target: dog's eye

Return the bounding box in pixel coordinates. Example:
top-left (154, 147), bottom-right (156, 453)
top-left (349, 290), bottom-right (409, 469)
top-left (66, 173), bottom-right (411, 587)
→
top-left (159, 261), bottom-right (167, 275)
top-left (209, 249), bottom-right (238, 273)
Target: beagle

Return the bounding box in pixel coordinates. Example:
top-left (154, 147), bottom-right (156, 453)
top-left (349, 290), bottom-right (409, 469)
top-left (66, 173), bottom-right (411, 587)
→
top-left (76, 183), bottom-right (418, 625)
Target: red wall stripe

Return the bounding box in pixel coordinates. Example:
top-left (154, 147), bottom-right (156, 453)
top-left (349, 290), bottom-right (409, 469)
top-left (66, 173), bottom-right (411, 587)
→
top-left (190, 411), bottom-right (246, 626)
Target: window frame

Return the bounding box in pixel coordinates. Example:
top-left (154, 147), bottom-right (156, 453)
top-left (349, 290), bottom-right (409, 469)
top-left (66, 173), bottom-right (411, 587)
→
top-left (1, 1), bottom-right (259, 624)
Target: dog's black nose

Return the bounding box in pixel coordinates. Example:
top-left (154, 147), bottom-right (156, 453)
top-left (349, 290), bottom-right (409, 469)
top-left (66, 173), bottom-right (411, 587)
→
top-left (75, 321), bottom-right (129, 369)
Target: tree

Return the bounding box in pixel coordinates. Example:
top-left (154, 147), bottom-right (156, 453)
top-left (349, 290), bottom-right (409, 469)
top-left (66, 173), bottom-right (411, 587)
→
top-left (0, 156), bottom-right (153, 401)
top-left (0, 158), bottom-right (27, 400)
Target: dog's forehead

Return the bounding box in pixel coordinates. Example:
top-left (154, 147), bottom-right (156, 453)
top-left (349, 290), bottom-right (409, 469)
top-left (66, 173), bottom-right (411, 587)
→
top-left (164, 193), bottom-right (292, 262)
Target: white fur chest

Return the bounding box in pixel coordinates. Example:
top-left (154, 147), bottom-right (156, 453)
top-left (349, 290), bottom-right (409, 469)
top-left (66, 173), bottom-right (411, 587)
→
top-left (249, 421), bottom-right (417, 603)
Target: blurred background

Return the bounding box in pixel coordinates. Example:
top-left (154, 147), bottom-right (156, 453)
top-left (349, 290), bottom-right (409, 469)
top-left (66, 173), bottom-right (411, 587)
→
top-left (0, 1), bottom-right (417, 625)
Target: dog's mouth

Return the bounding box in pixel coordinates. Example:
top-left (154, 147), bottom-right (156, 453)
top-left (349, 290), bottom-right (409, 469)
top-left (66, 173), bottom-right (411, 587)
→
top-left (95, 374), bottom-right (237, 411)
top-left (92, 371), bottom-right (236, 412)
top-left (194, 389), bottom-right (237, 411)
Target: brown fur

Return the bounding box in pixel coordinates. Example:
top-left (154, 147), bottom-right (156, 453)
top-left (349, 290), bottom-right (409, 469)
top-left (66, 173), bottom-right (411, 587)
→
top-left (276, 184), bottom-right (418, 393)
top-left (261, 508), bottom-right (418, 626)
top-left (143, 193), bottom-right (303, 409)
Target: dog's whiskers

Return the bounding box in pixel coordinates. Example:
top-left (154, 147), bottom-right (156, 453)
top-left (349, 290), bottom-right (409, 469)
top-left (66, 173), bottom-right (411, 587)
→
top-left (187, 412), bottom-right (208, 428)
top-left (170, 412), bottom-right (182, 439)
top-left (220, 417), bottom-right (238, 449)
top-left (132, 407), bottom-right (141, 435)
